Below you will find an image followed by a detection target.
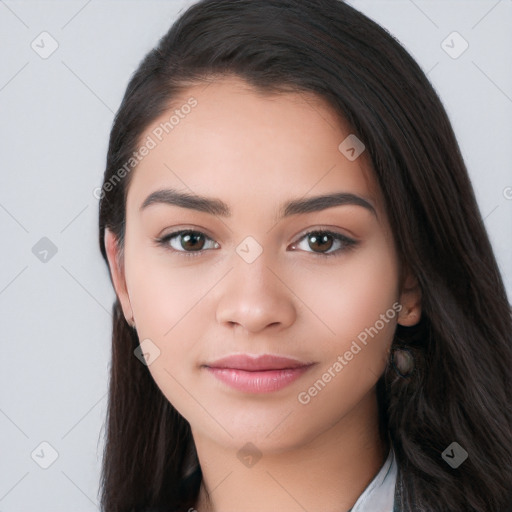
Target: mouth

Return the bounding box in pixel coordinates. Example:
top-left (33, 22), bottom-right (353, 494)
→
top-left (202, 353), bottom-right (316, 393)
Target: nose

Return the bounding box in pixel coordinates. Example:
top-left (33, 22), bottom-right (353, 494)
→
top-left (214, 249), bottom-right (297, 334)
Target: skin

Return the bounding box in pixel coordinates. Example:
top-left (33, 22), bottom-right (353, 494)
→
top-left (105, 75), bottom-right (422, 512)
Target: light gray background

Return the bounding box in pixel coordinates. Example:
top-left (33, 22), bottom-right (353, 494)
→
top-left (1, 1), bottom-right (511, 510)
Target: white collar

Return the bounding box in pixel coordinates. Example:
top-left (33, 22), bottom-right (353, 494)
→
top-left (349, 448), bottom-right (397, 512)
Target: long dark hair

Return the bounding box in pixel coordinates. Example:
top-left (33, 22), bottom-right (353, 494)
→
top-left (97, 1), bottom-right (512, 510)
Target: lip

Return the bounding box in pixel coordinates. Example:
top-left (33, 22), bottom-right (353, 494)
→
top-left (202, 354), bottom-right (316, 393)
top-left (205, 353), bottom-right (313, 371)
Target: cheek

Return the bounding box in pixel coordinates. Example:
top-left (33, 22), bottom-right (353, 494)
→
top-left (340, 245), bottom-right (399, 340)
top-left (124, 239), bottom-right (209, 336)
top-left (291, 237), bottom-right (400, 347)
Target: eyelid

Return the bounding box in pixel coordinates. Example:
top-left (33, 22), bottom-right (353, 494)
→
top-left (292, 225), bottom-right (359, 244)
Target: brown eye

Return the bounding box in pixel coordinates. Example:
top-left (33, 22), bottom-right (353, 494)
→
top-left (307, 232), bottom-right (334, 253)
top-left (179, 231), bottom-right (206, 251)
top-left (156, 230), bottom-right (219, 256)
top-left (290, 230), bottom-right (358, 258)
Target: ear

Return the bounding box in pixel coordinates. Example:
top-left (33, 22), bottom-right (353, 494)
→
top-left (104, 228), bottom-right (134, 326)
top-left (397, 269), bottom-right (422, 327)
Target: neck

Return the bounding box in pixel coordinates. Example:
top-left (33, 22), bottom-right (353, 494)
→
top-left (192, 388), bottom-right (388, 512)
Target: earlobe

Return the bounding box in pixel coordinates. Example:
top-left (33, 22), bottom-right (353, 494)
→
top-left (397, 271), bottom-right (422, 327)
top-left (104, 228), bottom-right (134, 326)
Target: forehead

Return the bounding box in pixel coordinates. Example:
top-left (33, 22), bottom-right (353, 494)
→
top-left (126, 75), bottom-right (381, 216)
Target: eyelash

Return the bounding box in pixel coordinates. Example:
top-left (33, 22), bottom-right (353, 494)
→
top-left (154, 228), bottom-right (358, 259)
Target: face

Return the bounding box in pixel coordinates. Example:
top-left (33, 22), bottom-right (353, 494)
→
top-left (105, 75), bottom-right (420, 454)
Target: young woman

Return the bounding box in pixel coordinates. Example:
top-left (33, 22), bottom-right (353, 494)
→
top-left (97, 0), bottom-right (512, 510)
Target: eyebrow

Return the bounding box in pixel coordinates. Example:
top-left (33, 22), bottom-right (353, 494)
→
top-left (140, 188), bottom-right (376, 219)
